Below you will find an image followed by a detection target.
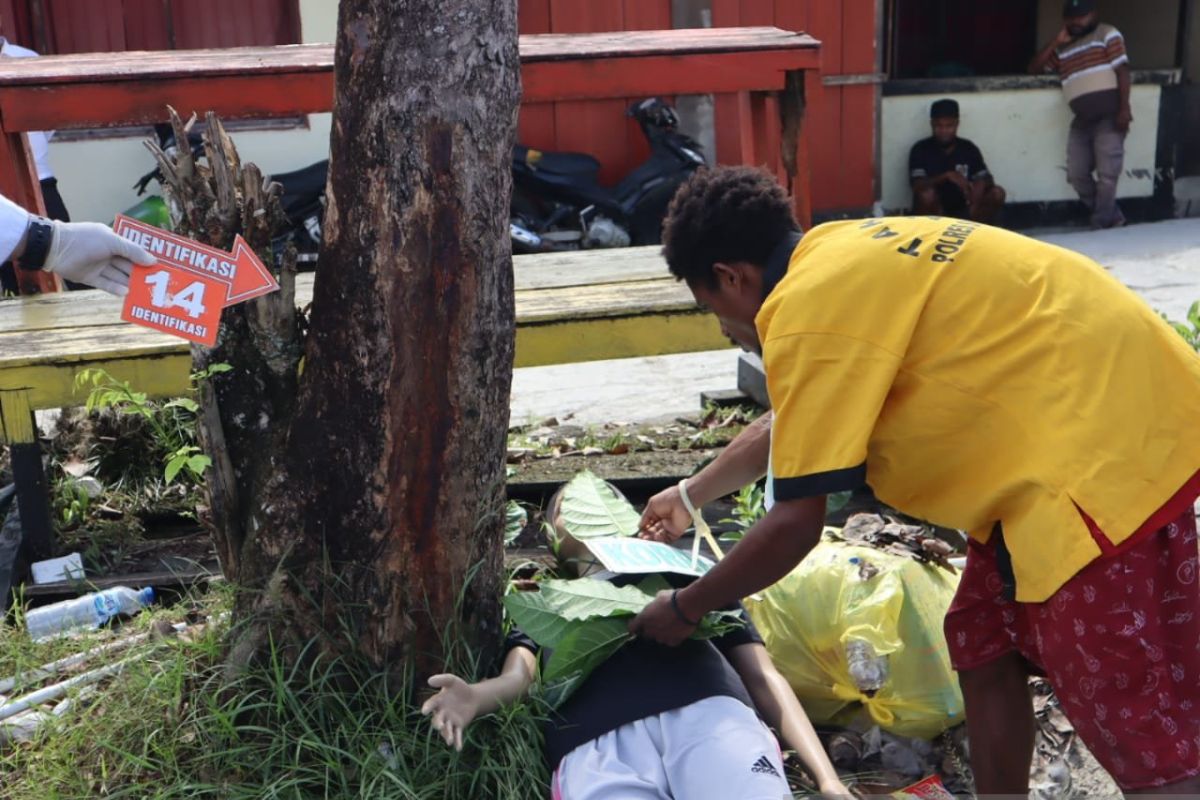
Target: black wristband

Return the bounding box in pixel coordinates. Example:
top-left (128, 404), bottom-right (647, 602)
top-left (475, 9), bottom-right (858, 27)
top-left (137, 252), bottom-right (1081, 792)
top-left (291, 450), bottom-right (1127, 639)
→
top-left (670, 589), bottom-right (701, 626)
top-left (19, 216), bottom-right (53, 270)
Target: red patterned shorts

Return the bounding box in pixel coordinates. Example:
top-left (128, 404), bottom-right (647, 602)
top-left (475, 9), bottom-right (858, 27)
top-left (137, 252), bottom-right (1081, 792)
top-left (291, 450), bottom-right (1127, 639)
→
top-left (944, 509), bottom-right (1200, 789)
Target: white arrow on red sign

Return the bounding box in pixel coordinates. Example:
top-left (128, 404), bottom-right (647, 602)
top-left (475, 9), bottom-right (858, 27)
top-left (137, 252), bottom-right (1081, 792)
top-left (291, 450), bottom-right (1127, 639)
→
top-left (114, 214), bottom-right (279, 307)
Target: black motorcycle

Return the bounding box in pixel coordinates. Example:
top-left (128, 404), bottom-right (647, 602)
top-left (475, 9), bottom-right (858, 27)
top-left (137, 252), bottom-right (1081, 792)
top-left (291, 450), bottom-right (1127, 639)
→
top-left (510, 97), bottom-right (706, 253)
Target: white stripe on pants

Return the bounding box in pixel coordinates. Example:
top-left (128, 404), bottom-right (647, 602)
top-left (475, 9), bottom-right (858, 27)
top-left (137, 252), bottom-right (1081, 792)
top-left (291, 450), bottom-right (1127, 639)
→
top-left (552, 696), bottom-right (790, 800)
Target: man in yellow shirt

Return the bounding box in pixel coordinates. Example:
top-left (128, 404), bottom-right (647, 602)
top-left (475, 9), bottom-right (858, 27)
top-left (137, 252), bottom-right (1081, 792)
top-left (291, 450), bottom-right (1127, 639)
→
top-left (629, 166), bottom-right (1200, 794)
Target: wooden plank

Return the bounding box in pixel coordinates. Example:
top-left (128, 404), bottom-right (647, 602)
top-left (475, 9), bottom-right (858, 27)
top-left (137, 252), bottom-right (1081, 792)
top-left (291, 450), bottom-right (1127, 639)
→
top-left (0, 388), bottom-right (36, 443)
top-left (0, 306), bottom-right (722, 406)
top-left (0, 73), bottom-right (336, 130)
top-left (514, 247), bottom-right (669, 290)
top-left (514, 311), bottom-right (725, 368)
top-left (521, 50), bottom-right (819, 104)
top-left (0, 355), bottom-right (192, 412)
top-left (23, 563), bottom-right (221, 596)
top-left (0, 301), bottom-right (716, 412)
top-left (0, 248), bottom-right (672, 336)
top-left (0, 275), bottom-right (699, 363)
top-left (518, 278), bottom-right (697, 322)
top-left (0, 325), bottom-right (189, 373)
top-left (0, 29), bottom-right (819, 87)
top-left (0, 47), bottom-right (819, 132)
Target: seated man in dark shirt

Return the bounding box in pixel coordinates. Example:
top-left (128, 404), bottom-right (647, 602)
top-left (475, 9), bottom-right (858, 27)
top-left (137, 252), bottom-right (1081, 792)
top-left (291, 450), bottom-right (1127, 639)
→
top-left (421, 571), bottom-right (849, 799)
top-left (909, 98), bottom-right (1006, 223)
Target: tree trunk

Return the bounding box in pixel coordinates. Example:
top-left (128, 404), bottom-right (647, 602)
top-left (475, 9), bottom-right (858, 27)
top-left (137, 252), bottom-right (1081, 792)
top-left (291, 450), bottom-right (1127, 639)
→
top-left (159, 0), bottom-right (520, 680)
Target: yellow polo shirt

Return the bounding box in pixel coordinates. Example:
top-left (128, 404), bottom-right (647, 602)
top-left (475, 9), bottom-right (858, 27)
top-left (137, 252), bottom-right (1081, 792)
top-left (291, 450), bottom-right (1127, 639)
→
top-left (758, 217), bottom-right (1200, 602)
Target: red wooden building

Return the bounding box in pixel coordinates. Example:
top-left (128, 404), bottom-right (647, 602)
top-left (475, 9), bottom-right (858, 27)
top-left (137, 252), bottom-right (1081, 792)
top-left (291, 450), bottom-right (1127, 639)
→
top-left (515, 0), bottom-right (878, 218)
top-left (2, 0), bottom-right (876, 221)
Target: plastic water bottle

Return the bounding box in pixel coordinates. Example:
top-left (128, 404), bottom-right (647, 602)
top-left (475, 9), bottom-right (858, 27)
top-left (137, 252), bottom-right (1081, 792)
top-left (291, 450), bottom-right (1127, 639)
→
top-left (845, 638), bottom-right (889, 694)
top-left (25, 586), bottom-right (155, 641)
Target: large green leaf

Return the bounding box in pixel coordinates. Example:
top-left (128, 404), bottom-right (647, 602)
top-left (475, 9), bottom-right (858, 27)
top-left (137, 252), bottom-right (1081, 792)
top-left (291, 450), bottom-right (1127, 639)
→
top-left (506, 579), bottom-right (651, 650)
top-left (538, 579), bottom-right (652, 620)
top-left (557, 470), bottom-right (640, 539)
top-left (695, 608), bottom-right (747, 640)
top-left (509, 574), bottom-right (746, 706)
top-left (635, 574), bottom-right (672, 595)
top-left (503, 590), bottom-right (579, 649)
top-left (542, 617), bottom-right (634, 708)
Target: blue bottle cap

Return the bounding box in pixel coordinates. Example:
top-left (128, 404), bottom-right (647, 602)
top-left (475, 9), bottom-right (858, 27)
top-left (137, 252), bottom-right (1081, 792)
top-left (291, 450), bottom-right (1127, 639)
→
top-left (138, 587), bottom-right (156, 606)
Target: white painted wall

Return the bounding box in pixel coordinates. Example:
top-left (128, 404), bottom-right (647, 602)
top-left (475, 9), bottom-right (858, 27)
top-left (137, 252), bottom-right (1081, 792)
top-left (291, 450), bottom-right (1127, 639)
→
top-left (45, 0), bottom-right (339, 224)
top-left (879, 85), bottom-right (1162, 213)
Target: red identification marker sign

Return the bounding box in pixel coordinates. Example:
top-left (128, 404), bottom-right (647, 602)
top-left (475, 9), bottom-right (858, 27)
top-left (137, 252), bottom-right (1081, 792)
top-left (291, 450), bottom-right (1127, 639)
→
top-left (114, 215), bottom-right (279, 346)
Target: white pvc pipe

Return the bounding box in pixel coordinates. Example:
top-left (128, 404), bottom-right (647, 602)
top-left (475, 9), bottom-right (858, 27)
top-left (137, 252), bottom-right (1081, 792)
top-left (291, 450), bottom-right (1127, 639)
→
top-left (0, 655), bottom-right (139, 722)
top-left (0, 632), bottom-right (151, 695)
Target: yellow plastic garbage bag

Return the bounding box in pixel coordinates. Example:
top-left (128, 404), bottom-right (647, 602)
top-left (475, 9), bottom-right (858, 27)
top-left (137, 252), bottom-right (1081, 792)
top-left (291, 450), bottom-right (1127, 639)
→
top-left (743, 534), bottom-right (963, 740)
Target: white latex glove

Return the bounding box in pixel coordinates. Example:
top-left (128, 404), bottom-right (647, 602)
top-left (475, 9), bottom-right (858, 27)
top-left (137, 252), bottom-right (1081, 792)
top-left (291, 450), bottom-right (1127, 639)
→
top-left (44, 220), bottom-right (156, 297)
top-left (420, 673), bottom-right (480, 752)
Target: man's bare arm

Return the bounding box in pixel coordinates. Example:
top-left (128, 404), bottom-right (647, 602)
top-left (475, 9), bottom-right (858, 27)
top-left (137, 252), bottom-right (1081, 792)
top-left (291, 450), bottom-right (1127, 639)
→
top-left (1029, 27), bottom-right (1071, 74)
top-left (686, 410), bottom-right (773, 504)
top-left (639, 411), bottom-right (772, 542)
top-left (677, 496), bottom-right (826, 618)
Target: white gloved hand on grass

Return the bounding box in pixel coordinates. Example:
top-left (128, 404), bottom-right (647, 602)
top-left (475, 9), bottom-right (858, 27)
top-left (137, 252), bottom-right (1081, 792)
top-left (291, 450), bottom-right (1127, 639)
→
top-left (45, 220), bottom-right (156, 297)
top-left (420, 673), bottom-right (481, 752)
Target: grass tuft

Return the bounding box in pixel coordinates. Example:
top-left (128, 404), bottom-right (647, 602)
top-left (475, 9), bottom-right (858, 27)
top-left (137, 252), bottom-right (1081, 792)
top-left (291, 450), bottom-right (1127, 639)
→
top-left (1, 585), bottom-right (547, 799)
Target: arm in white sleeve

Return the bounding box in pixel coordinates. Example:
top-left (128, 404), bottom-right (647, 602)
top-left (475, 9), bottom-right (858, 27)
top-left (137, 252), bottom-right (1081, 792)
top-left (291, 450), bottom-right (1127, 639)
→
top-left (0, 193), bottom-right (31, 263)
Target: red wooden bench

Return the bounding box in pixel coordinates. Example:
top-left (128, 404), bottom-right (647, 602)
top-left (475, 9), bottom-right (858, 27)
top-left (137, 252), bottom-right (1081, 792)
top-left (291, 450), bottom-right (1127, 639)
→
top-left (0, 26), bottom-right (821, 294)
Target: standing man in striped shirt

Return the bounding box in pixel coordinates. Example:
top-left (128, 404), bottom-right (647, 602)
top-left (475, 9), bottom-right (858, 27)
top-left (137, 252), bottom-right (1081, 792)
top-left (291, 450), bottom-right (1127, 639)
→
top-left (1030, 0), bottom-right (1132, 229)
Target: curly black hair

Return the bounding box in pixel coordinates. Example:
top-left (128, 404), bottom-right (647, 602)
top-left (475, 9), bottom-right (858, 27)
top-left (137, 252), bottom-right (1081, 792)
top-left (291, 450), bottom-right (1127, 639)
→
top-left (661, 166), bottom-right (800, 288)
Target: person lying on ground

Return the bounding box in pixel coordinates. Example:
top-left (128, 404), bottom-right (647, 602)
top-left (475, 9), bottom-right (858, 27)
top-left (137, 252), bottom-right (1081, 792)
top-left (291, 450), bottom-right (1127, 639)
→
top-left (0, 192), bottom-right (153, 296)
top-left (631, 165), bottom-right (1200, 796)
top-left (422, 570), bottom-right (850, 800)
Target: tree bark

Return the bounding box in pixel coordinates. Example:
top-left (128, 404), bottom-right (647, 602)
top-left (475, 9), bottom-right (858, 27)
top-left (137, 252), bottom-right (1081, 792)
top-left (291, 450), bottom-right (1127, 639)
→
top-left (159, 0), bottom-right (520, 681)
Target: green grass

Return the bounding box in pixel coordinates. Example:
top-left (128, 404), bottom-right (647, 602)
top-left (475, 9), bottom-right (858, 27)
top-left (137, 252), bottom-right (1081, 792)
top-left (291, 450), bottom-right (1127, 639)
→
top-left (0, 585), bottom-right (548, 800)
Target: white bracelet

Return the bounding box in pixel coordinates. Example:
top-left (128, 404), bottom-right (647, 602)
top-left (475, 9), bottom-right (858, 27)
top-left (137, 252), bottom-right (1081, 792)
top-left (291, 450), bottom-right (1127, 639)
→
top-left (678, 479), bottom-right (725, 567)
top-left (677, 478), bottom-right (700, 518)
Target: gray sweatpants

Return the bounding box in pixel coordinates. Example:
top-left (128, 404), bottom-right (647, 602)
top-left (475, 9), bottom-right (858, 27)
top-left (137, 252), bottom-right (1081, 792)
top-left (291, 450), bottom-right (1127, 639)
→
top-left (1067, 116), bottom-right (1126, 229)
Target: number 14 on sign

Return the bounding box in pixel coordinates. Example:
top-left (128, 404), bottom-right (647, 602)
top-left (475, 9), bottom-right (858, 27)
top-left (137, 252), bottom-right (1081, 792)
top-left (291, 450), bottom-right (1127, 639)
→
top-left (144, 271), bottom-right (207, 318)
top-left (121, 265), bottom-right (225, 346)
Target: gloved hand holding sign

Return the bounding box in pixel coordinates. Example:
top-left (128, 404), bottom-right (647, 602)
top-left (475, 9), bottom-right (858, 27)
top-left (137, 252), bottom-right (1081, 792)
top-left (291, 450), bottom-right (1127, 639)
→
top-left (5, 189), bottom-right (155, 297)
top-left (42, 220), bottom-right (156, 296)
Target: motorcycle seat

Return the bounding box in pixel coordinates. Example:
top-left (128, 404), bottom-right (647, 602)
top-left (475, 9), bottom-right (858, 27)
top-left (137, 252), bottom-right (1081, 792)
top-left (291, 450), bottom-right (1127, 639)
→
top-left (274, 160), bottom-right (329, 198)
top-left (514, 145), bottom-right (600, 180)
